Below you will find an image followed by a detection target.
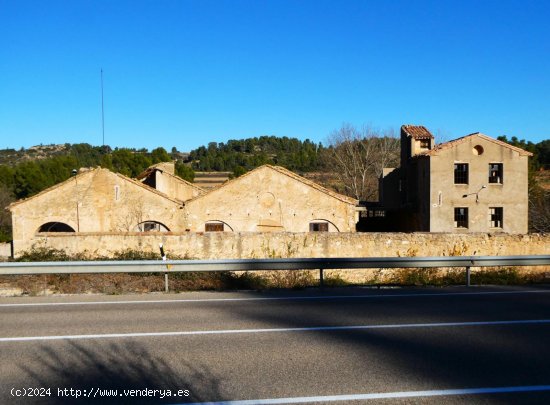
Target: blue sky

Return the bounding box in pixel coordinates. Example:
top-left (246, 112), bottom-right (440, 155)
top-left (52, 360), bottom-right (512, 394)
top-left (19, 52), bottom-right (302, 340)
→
top-left (1, 0), bottom-right (549, 151)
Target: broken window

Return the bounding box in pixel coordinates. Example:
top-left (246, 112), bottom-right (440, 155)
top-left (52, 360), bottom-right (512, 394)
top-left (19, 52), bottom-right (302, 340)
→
top-left (454, 207), bottom-right (468, 228)
top-left (489, 207), bottom-right (503, 228)
top-left (454, 163), bottom-right (468, 184)
top-left (488, 163), bottom-right (503, 184)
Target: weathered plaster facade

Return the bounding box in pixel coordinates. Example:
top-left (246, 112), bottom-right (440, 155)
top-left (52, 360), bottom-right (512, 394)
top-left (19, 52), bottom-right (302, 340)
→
top-left (9, 168), bottom-right (187, 255)
top-left (8, 164), bottom-right (359, 256)
top-left (183, 165), bottom-right (358, 233)
top-left (382, 126), bottom-right (532, 234)
top-left (425, 134), bottom-right (530, 233)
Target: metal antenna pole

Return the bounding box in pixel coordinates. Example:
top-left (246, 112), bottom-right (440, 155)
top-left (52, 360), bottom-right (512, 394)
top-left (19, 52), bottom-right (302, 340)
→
top-left (101, 68), bottom-right (105, 146)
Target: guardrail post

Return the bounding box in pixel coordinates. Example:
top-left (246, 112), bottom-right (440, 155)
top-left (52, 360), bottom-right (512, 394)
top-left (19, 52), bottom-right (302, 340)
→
top-left (165, 273), bottom-right (169, 293)
top-left (466, 266), bottom-right (471, 287)
top-left (319, 269), bottom-right (324, 288)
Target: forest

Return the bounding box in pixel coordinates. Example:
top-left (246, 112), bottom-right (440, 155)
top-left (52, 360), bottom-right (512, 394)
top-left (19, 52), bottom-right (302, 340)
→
top-left (188, 136), bottom-right (324, 173)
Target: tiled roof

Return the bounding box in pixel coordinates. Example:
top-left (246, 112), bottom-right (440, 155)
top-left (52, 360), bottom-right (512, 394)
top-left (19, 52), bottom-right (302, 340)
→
top-left (418, 132), bottom-right (534, 157)
top-left (401, 125), bottom-right (434, 139)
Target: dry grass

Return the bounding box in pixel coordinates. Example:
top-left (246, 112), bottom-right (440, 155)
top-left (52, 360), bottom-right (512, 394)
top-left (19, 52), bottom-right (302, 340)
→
top-left (1, 248), bottom-right (548, 296)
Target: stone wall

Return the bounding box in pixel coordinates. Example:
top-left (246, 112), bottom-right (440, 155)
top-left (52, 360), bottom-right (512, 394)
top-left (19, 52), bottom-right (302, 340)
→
top-left (19, 232), bottom-right (550, 259)
top-left (0, 243), bottom-right (11, 260)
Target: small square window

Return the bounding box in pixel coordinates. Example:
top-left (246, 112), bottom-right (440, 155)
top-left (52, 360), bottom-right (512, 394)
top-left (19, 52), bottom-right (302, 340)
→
top-left (489, 163), bottom-right (503, 184)
top-left (454, 164), bottom-right (468, 184)
top-left (454, 207), bottom-right (468, 228)
top-left (420, 139), bottom-right (430, 148)
top-left (310, 222), bottom-right (329, 232)
top-left (489, 207), bottom-right (503, 228)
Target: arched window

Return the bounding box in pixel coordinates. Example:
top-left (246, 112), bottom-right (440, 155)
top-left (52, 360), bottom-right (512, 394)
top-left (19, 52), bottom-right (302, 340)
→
top-left (135, 221), bottom-right (170, 232)
top-left (309, 220), bottom-right (339, 232)
top-left (38, 222), bottom-right (76, 233)
top-left (205, 221), bottom-right (233, 232)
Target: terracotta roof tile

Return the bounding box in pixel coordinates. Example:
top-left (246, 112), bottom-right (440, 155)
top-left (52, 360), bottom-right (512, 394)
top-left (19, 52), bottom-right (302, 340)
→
top-left (401, 125), bottom-right (434, 140)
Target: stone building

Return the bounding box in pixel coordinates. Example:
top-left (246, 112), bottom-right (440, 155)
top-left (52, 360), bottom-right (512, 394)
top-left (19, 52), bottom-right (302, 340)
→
top-left (184, 165), bottom-right (358, 233)
top-left (8, 164), bottom-right (359, 256)
top-left (381, 125), bottom-right (532, 233)
top-left (8, 168), bottom-right (188, 254)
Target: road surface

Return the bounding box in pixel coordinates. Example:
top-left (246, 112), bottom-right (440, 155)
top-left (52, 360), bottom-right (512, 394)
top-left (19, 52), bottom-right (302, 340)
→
top-left (1, 286), bottom-right (550, 404)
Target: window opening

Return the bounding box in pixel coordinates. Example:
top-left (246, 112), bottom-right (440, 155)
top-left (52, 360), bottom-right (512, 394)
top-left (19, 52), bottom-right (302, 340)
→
top-left (38, 222), bottom-right (76, 232)
top-left (489, 207), bottom-right (503, 228)
top-left (454, 207), bottom-right (468, 228)
top-left (309, 222), bottom-right (329, 232)
top-left (454, 163), bottom-right (468, 184)
top-left (205, 223), bottom-right (224, 232)
top-left (135, 221), bottom-right (170, 232)
top-left (489, 163), bottom-right (503, 184)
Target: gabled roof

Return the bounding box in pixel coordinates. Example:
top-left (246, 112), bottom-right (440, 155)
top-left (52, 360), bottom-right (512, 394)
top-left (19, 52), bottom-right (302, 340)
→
top-left (136, 162), bottom-right (173, 179)
top-left (418, 132), bottom-right (534, 157)
top-left (8, 167), bottom-right (183, 210)
top-left (187, 165), bottom-right (358, 206)
top-left (137, 165), bottom-right (205, 194)
top-left (401, 125), bottom-right (434, 140)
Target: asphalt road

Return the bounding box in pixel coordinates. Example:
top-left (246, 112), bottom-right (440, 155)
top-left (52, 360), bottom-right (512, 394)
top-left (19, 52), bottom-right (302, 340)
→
top-left (1, 286), bottom-right (550, 404)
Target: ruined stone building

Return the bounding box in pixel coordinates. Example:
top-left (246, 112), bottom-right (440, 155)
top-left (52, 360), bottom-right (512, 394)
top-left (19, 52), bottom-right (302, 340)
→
top-left (8, 163), bottom-right (359, 255)
top-left (7, 124), bottom-right (533, 257)
top-left (380, 125), bottom-right (532, 233)
top-left (183, 165), bottom-right (358, 233)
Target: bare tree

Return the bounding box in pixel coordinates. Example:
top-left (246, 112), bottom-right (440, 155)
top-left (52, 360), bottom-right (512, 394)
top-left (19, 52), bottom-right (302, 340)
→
top-left (326, 124), bottom-right (400, 201)
top-left (529, 184), bottom-right (550, 233)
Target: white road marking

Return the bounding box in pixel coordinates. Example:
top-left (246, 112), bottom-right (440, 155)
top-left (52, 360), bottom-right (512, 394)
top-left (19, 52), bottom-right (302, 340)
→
top-left (1, 319), bottom-right (549, 342)
top-left (1, 289), bottom-right (549, 308)
top-left (176, 385), bottom-right (550, 404)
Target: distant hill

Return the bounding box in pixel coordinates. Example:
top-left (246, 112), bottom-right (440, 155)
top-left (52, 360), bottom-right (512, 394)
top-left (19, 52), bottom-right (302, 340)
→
top-left (0, 144), bottom-right (70, 166)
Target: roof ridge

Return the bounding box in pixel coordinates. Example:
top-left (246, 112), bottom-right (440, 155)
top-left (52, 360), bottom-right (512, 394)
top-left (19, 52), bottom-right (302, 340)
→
top-left (155, 169), bottom-right (205, 192)
top-left (267, 165), bottom-right (358, 205)
top-left (186, 164), bottom-right (358, 205)
top-left (8, 168), bottom-right (101, 209)
top-left (9, 167), bottom-right (184, 210)
top-left (421, 133), bottom-right (533, 156)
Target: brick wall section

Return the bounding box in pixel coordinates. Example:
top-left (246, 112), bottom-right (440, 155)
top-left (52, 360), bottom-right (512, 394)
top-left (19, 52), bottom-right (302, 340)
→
top-left (18, 232), bottom-right (550, 259)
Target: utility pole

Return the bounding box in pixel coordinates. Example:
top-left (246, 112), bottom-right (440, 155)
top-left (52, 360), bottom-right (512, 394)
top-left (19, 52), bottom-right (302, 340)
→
top-left (101, 68), bottom-right (105, 146)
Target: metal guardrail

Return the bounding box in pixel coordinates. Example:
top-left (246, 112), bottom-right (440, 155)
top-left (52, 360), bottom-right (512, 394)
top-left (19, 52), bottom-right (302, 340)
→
top-left (1, 255), bottom-right (549, 289)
